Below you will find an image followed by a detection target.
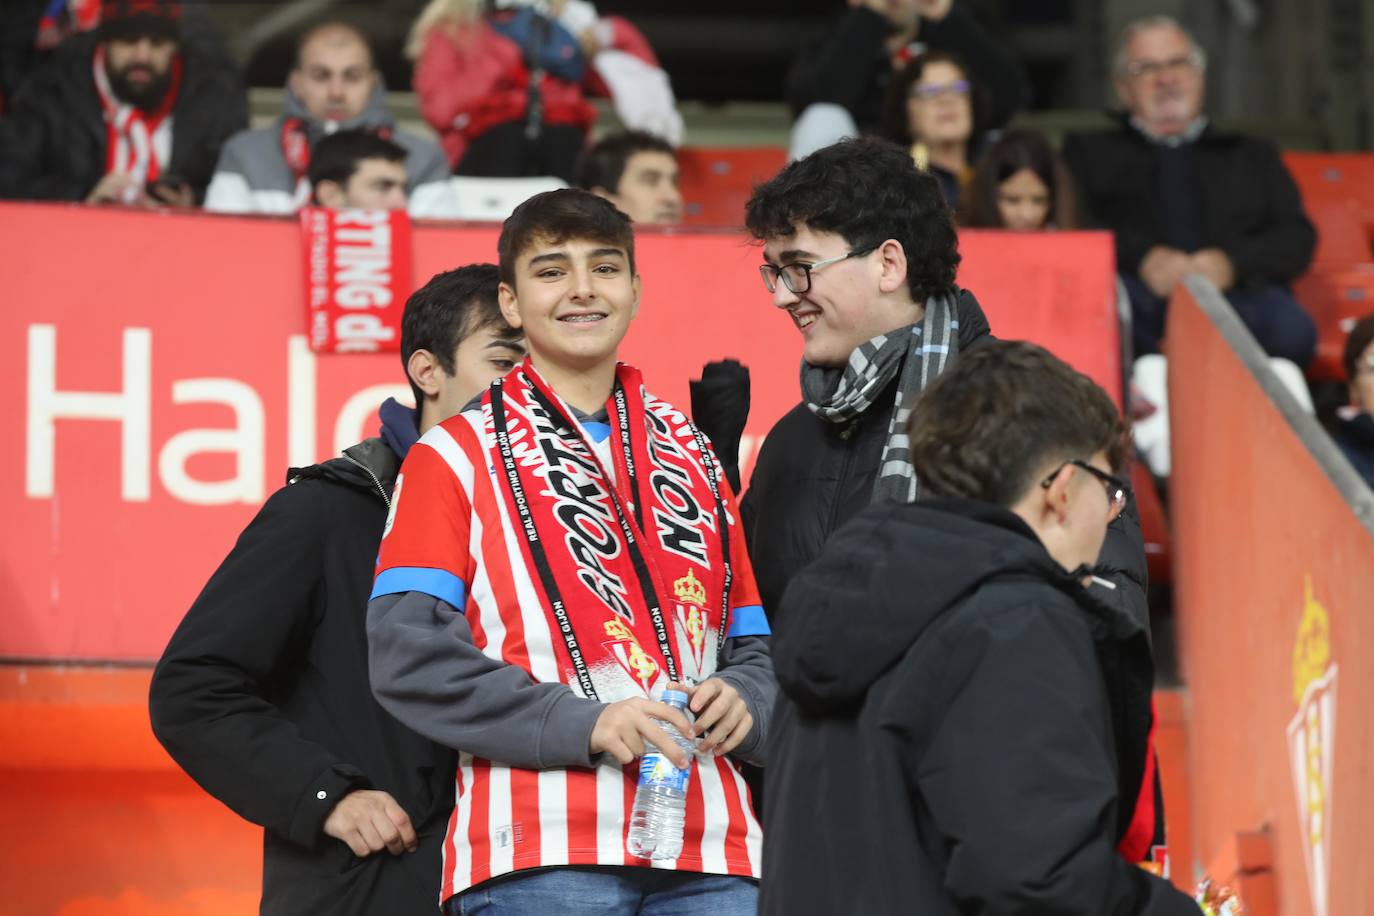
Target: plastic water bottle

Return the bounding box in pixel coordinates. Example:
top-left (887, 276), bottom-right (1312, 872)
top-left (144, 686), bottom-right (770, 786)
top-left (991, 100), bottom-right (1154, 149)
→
top-left (626, 688), bottom-right (696, 860)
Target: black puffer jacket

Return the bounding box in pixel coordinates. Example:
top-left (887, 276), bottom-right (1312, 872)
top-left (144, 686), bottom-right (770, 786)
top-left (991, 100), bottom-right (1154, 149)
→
top-left (740, 288), bottom-right (1151, 635)
top-left (0, 27), bottom-right (246, 202)
top-left (150, 438), bottom-right (453, 915)
top-left (760, 498), bottom-right (1196, 915)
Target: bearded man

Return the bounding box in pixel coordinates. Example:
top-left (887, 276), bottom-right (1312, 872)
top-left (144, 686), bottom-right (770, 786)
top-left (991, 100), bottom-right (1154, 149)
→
top-left (0, 0), bottom-right (246, 206)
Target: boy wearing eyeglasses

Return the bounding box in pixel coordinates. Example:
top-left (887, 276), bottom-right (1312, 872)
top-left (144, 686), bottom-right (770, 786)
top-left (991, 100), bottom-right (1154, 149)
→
top-left (761, 340), bottom-right (1198, 916)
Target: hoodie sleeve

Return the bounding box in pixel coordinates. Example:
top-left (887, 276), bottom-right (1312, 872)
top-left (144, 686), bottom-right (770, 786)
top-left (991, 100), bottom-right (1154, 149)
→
top-left (906, 604), bottom-right (1199, 915)
top-left (148, 482), bottom-right (371, 849)
top-left (202, 133), bottom-right (259, 213)
top-left (367, 592), bottom-right (604, 769)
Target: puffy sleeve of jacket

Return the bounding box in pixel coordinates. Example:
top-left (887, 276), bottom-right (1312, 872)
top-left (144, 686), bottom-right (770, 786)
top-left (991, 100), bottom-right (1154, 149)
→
top-left (905, 604), bottom-right (1200, 915)
top-left (148, 482), bottom-right (370, 849)
top-left (413, 25), bottom-right (508, 137)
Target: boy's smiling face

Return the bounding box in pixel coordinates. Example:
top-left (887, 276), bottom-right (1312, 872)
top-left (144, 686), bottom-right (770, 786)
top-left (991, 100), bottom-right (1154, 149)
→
top-left (498, 235), bottom-right (641, 375)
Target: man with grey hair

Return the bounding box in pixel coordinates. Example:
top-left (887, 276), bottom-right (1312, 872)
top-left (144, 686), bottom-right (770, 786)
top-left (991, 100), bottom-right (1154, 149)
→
top-left (1064, 15), bottom-right (1317, 367)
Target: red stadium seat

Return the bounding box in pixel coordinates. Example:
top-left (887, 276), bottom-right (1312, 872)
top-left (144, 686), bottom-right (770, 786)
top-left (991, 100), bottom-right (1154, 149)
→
top-left (1283, 153), bottom-right (1374, 379)
top-left (677, 146), bottom-right (788, 228)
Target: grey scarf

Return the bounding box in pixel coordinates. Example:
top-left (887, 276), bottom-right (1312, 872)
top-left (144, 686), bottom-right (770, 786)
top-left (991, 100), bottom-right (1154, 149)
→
top-left (800, 290), bottom-right (959, 503)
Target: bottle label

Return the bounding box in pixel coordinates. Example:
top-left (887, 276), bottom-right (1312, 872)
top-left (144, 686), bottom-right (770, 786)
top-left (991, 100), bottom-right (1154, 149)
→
top-left (638, 751), bottom-right (690, 794)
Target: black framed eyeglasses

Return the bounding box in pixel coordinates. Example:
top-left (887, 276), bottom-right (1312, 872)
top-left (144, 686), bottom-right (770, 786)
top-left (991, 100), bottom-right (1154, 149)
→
top-left (1041, 459), bottom-right (1128, 520)
top-left (759, 245), bottom-right (878, 295)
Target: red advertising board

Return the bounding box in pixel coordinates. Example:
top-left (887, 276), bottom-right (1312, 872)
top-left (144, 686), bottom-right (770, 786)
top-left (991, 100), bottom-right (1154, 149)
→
top-left (1, 203), bottom-right (1118, 661)
top-left (1168, 279), bottom-right (1374, 916)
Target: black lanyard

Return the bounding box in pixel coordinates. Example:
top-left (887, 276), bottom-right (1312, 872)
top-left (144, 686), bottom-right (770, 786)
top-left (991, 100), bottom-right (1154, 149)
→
top-left (490, 380), bottom-right (599, 700)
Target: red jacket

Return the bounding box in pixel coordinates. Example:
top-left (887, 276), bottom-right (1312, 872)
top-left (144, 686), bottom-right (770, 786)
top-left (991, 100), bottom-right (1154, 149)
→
top-left (413, 16), bottom-right (658, 170)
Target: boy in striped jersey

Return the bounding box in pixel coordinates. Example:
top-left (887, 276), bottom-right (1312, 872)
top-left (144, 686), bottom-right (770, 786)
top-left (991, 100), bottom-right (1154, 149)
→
top-left (367, 189), bottom-right (774, 915)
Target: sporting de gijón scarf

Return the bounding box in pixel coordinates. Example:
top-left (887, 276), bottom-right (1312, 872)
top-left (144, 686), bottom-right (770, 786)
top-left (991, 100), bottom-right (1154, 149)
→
top-left (372, 360), bottom-right (768, 900)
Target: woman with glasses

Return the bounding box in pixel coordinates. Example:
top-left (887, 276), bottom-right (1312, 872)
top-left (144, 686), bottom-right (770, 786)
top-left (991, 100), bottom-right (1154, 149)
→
top-left (877, 50), bottom-right (994, 210)
top-left (785, 0), bottom-right (1027, 166)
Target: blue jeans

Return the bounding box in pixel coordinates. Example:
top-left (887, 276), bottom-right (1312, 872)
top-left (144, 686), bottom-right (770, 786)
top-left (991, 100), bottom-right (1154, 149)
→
top-left (1122, 274), bottom-right (1317, 368)
top-left (447, 866), bottom-right (758, 916)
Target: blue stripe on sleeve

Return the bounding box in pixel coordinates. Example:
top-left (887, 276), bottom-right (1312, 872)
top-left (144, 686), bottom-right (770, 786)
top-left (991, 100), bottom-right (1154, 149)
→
top-left (726, 604), bottom-right (771, 638)
top-left (370, 566), bottom-right (468, 611)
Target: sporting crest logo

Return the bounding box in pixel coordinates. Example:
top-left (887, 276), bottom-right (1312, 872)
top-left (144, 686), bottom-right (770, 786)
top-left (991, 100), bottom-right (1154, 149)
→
top-left (673, 568), bottom-right (710, 673)
top-left (603, 618), bottom-right (660, 694)
top-left (1286, 576), bottom-right (1337, 916)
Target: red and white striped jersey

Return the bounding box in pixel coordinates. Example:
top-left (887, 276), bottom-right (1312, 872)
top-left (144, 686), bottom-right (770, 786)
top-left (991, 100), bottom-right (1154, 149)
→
top-left (373, 382), bottom-right (765, 901)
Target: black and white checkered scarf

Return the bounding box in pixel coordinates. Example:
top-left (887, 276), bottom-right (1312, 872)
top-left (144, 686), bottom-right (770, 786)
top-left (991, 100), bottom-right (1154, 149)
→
top-left (800, 290), bottom-right (959, 503)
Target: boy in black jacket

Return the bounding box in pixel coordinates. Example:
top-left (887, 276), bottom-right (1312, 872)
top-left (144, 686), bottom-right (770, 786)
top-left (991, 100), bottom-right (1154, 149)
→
top-left (149, 265), bottom-right (523, 915)
top-left (762, 340), bottom-right (1200, 915)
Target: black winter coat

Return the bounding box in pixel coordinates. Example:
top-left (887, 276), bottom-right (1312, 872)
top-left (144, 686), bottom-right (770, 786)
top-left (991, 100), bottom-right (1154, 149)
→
top-left (760, 498), bottom-right (1197, 916)
top-left (0, 28), bottom-right (246, 202)
top-left (1063, 121), bottom-right (1316, 290)
top-left (740, 288), bottom-right (1152, 634)
top-left (149, 439), bottom-right (453, 915)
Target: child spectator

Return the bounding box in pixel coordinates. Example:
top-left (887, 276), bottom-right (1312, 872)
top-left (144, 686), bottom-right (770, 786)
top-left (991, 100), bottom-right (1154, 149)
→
top-left (960, 127), bottom-right (1080, 230)
top-left (366, 188), bottom-right (772, 914)
top-left (150, 265), bottom-right (525, 915)
top-left (761, 340), bottom-right (1199, 916)
top-left (0, 0), bottom-right (245, 205)
top-left (308, 129), bottom-right (409, 211)
top-left (407, 0), bottom-right (680, 183)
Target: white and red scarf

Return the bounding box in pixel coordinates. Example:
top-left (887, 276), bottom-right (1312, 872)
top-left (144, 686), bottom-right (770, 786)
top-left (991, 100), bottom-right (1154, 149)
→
top-left (489, 360), bottom-right (738, 696)
top-left (93, 43), bottom-right (181, 185)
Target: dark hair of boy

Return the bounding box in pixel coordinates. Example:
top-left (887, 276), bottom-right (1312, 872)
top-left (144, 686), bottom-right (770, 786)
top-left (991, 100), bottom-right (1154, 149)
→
top-left (400, 263), bottom-right (519, 407)
top-left (960, 128), bottom-right (1081, 230)
top-left (497, 188), bottom-right (637, 286)
top-left (574, 130), bottom-right (677, 194)
top-left (1342, 313), bottom-right (1374, 382)
top-left (744, 137), bottom-right (960, 305)
top-left (907, 340), bottom-right (1128, 506)
top-left (308, 129), bottom-right (406, 191)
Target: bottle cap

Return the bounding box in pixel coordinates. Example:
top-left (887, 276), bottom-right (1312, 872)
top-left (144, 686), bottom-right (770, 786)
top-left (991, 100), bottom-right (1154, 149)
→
top-left (660, 688), bottom-right (688, 707)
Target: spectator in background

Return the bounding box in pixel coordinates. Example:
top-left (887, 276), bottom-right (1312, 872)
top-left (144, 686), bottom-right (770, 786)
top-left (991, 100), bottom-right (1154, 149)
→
top-left (875, 50), bottom-right (987, 209)
top-left (1332, 314), bottom-right (1374, 489)
top-left (0, 0), bottom-right (245, 205)
top-left (149, 264), bottom-right (524, 916)
top-left (786, 0), bottom-right (1027, 163)
top-left (576, 129), bottom-right (682, 224)
top-left (960, 128), bottom-right (1079, 230)
top-left (308, 129), bottom-right (408, 210)
top-left (1064, 15), bottom-right (1317, 367)
top-left (204, 21), bottom-right (457, 217)
top-left (407, 0), bottom-right (681, 184)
